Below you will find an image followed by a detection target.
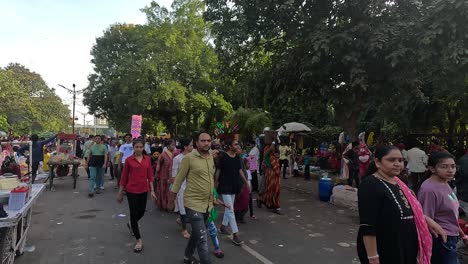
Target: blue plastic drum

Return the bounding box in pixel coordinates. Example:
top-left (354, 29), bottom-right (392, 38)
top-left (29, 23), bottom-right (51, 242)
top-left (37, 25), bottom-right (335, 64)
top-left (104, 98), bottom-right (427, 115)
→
top-left (319, 177), bottom-right (334, 202)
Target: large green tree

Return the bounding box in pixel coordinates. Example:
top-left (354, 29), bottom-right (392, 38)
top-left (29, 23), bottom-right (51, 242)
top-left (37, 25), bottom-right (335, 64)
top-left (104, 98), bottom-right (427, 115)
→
top-left (0, 64), bottom-right (70, 135)
top-left (205, 0), bottom-right (468, 138)
top-left (84, 0), bottom-right (232, 136)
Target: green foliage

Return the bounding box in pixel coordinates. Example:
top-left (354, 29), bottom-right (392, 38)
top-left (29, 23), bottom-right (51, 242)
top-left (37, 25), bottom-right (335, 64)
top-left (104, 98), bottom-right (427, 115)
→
top-left (84, 0), bottom-right (232, 136)
top-left (0, 64), bottom-right (70, 135)
top-left (205, 0), bottom-right (468, 137)
top-left (230, 108), bottom-right (272, 142)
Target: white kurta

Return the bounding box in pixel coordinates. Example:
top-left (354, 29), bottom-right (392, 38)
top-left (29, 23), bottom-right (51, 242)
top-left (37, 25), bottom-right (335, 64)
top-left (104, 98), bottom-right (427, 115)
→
top-left (172, 153), bottom-right (187, 214)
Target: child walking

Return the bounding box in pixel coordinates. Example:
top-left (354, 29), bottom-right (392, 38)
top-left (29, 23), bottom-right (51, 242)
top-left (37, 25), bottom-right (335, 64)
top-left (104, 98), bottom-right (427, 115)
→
top-left (245, 159), bottom-right (257, 220)
top-left (293, 158), bottom-right (299, 177)
top-left (208, 188), bottom-right (225, 258)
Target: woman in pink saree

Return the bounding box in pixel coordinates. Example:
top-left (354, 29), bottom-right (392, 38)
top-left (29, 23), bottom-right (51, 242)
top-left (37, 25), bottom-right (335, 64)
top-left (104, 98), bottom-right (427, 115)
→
top-left (155, 139), bottom-right (175, 211)
top-left (357, 145), bottom-right (446, 264)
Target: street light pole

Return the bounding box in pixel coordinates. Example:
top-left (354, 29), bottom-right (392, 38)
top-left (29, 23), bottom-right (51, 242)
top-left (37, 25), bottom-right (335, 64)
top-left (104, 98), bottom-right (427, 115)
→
top-left (58, 83), bottom-right (81, 134)
top-left (72, 84), bottom-right (76, 134)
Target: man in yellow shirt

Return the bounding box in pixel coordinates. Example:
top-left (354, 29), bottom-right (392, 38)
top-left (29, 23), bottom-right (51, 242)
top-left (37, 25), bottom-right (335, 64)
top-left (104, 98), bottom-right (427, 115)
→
top-left (171, 132), bottom-right (214, 264)
top-left (278, 142), bottom-right (291, 179)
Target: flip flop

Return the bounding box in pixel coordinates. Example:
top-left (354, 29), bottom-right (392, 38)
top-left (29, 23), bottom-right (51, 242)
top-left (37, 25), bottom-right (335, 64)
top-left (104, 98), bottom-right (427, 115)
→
top-left (183, 256), bottom-right (200, 264)
top-left (182, 230), bottom-right (191, 239)
top-left (134, 243), bottom-right (143, 253)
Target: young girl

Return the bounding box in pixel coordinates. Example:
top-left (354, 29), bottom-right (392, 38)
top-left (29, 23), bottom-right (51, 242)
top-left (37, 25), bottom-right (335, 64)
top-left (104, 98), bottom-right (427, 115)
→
top-left (245, 158), bottom-right (257, 220)
top-left (208, 188), bottom-right (225, 258)
top-left (117, 139), bottom-right (156, 253)
top-left (293, 158), bottom-right (299, 177)
top-left (418, 152), bottom-right (468, 264)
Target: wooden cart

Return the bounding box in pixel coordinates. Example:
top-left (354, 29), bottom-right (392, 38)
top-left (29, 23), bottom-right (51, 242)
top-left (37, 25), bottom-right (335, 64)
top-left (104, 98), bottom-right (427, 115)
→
top-left (46, 134), bottom-right (80, 191)
top-left (0, 184), bottom-right (45, 264)
top-left (46, 160), bottom-right (81, 191)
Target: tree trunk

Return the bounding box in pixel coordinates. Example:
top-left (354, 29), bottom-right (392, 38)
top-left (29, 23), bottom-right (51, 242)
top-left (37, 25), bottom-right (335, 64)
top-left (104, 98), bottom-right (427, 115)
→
top-left (334, 91), bottom-right (364, 141)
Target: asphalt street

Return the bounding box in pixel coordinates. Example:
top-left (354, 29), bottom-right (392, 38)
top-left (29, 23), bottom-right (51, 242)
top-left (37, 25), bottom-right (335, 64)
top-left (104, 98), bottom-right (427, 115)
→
top-left (16, 169), bottom-right (360, 264)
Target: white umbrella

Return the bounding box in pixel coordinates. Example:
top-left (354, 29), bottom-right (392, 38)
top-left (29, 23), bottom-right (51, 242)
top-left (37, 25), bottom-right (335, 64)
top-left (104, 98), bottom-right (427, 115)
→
top-left (276, 122), bottom-right (311, 133)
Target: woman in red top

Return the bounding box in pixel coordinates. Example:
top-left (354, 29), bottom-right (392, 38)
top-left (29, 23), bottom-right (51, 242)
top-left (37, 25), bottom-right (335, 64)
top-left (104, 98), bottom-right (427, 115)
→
top-left (117, 139), bottom-right (156, 253)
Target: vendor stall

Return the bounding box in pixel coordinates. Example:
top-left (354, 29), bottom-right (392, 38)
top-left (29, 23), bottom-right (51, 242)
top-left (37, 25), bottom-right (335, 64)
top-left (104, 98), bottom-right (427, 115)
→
top-left (0, 184), bottom-right (45, 263)
top-left (47, 134), bottom-right (81, 191)
top-left (47, 160), bottom-right (80, 191)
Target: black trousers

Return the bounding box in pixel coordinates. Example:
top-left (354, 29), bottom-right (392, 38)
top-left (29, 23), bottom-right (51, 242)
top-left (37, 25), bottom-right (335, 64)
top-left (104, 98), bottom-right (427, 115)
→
top-left (31, 161), bottom-right (40, 183)
top-left (347, 169), bottom-right (360, 188)
top-left (127, 192), bottom-right (148, 240)
top-left (304, 164), bottom-right (311, 180)
top-left (251, 171), bottom-right (259, 192)
top-left (279, 159), bottom-right (289, 179)
top-left (108, 162), bottom-right (114, 179)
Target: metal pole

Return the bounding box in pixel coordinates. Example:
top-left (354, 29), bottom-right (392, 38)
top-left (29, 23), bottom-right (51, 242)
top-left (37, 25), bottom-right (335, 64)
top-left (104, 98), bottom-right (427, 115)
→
top-left (72, 83), bottom-right (76, 134)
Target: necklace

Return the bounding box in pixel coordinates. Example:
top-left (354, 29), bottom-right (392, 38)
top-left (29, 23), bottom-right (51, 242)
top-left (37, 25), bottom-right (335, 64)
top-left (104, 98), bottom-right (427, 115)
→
top-left (373, 175), bottom-right (413, 220)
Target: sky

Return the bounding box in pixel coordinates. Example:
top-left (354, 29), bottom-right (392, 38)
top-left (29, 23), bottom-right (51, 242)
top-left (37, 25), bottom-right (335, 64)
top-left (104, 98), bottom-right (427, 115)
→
top-left (0, 0), bottom-right (172, 125)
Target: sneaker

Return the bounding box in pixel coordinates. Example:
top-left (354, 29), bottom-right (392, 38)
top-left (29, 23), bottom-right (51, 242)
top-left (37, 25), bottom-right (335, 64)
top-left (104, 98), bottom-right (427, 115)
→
top-left (99, 186), bottom-right (105, 190)
top-left (213, 249), bottom-right (224, 258)
top-left (218, 225), bottom-right (231, 235)
top-left (232, 235), bottom-right (243, 246)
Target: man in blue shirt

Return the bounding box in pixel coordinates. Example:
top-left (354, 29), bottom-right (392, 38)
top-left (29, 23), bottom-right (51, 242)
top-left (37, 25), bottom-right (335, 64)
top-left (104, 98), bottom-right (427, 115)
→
top-left (19, 134), bottom-right (57, 183)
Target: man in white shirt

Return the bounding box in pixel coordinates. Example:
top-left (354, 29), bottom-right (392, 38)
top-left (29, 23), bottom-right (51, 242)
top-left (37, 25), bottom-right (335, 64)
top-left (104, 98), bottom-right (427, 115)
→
top-left (144, 141), bottom-right (151, 155)
top-left (248, 141), bottom-right (260, 192)
top-left (118, 134), bottom-right (134, 171)
top-left (407, 142), bottom-right (428, 192)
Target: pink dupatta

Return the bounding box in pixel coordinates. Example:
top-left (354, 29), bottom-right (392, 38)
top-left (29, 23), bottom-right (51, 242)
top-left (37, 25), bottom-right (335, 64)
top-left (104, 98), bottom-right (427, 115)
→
top-left (395, 177), bottom-right (432, 264)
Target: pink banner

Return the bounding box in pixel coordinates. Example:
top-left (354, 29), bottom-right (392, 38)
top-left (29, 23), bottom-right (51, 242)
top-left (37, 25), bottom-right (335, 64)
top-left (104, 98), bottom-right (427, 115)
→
top-left (248, 155), bottom-right (258, 171)
top-left (131, 115), bottom-right (142, 139)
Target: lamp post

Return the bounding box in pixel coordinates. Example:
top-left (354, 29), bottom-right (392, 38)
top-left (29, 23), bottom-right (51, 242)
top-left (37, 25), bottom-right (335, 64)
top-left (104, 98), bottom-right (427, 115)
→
top-left (58, 83), bottom-right (82, 134)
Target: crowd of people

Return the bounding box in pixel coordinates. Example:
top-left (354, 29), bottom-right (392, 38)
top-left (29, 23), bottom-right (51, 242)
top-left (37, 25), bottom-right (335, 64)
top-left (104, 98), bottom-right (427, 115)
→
top-left (76, 131), bottom-right (285, 264)
top-left (3, 131), bottom-right (468, 263)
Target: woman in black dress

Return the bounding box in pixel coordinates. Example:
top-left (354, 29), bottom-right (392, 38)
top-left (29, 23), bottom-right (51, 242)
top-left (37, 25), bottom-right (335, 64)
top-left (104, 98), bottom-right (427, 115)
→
top-left (357, 145), bottom-right (446, 264)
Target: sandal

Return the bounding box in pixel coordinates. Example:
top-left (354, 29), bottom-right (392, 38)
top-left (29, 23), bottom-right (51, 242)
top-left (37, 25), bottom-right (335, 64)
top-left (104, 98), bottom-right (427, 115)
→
top-left (183, 256), bottom-right (200, 264)
top-left (134, 243), bottom-right (143, 253)
top-left (213, 249), bottom-right (224, 258)
top-left (182, 230), bottom-right (191, 239)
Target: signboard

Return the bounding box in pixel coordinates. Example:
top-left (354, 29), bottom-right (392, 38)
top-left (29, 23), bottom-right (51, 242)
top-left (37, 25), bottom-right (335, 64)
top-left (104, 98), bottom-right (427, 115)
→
top-left (131, 115), bottom-right (142, 139)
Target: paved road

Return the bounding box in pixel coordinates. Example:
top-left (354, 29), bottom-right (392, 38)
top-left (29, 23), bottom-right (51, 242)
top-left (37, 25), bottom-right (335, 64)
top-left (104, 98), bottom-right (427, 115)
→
top-left (17, 170), bottom-right (361, 264)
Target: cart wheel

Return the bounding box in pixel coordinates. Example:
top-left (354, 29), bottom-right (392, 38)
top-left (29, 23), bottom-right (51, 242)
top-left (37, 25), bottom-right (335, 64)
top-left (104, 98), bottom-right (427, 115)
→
top-left (0, 227), bottom-right (16, 264)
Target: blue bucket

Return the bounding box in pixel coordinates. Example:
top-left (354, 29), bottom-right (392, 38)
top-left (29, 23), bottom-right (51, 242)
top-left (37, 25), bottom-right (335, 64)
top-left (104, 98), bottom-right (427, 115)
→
top-left (319, 177), bottom-right (334, 202)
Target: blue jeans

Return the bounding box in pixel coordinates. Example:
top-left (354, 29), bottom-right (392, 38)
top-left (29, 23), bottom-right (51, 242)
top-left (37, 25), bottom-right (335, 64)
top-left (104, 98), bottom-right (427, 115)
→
top-left (221, 194), bottom-right (238, 233)
top-left (207, 221), bottom-right (220, 251)
top-left (89, 167), bottom-right (104, 193)
top-left (432, 235), bottom-right (459, 264)
top-left (185, 207), bottom-right (211, 264)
